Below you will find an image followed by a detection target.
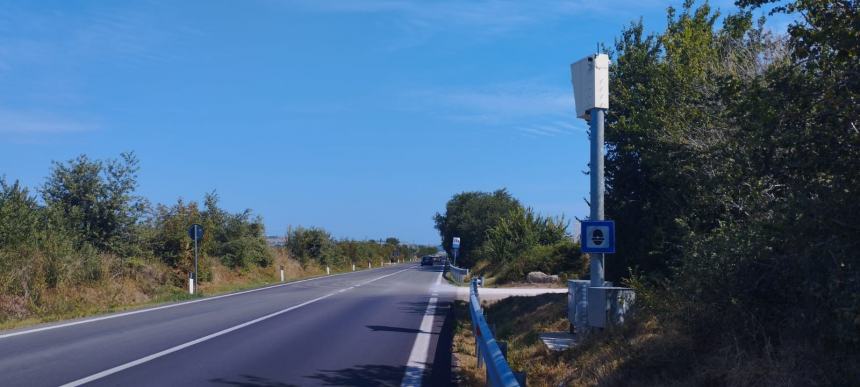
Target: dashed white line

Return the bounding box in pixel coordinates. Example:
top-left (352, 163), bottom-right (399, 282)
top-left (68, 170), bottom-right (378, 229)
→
top-left (59, 267), bottom-right (413, 387)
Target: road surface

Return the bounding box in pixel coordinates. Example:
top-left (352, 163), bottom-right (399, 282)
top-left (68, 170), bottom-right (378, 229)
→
top-left (0, 263), bottom-right (454, 386)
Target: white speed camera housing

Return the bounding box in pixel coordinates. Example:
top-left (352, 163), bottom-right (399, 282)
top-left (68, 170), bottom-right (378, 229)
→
top-left (570, 53), bottom-right (610, 120)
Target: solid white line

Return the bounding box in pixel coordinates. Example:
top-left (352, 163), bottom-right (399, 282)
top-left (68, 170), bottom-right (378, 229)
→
top-left (0, 265), bottom-right (407, 340)
top-left (59, 267), bottom-right (413, 387)
top-left (400, 271), bottom-right (443, 387)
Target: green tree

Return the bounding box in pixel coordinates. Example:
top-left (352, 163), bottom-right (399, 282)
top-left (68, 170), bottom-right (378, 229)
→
top-left (41, 152), bottom-right (146, 255)
top-left (482, 207), bottom-right (568, 265)
top-left (0, 178), bottom-right (42, 249)
top-left (433, 189), bottom-right (521, 267)
top-left (600, 0), bottom-right (859, 381)
top-left (286, 226), bottom-right (335, 267)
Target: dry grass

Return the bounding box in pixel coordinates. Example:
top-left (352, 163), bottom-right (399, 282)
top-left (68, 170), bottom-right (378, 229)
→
top-left (449, 293), bottom-right (846, 387)
top-left (451, 293), bottom-right (698, 387)
top-left (0, 248), bottom-right (369, 331)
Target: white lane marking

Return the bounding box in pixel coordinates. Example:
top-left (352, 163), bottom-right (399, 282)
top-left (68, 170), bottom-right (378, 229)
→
top-left (0, 265), bottom-right (410, 340)
top-left (59, 267), bottom-right (413, 387)
top-left (401, 271), bottom-right (443, 387)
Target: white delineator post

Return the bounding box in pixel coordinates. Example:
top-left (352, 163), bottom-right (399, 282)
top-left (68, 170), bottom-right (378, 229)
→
top-left (326, 266), bottom-right (330, 275)
top-left (352, 263), bottom-right (356, 271)
top-left (188, 272), bottom-right (194, 295)
top-left (280, 265), bottom-right (285, 282)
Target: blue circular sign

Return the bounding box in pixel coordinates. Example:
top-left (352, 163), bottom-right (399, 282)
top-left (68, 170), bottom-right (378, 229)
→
top-left (188, 224), bottom-right (204, 241)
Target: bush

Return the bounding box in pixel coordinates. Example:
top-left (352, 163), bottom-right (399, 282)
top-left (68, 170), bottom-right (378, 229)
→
top-left (493, 240), bottom-right (586, 283)
top-left (220, 236), bottom-right (272, 269)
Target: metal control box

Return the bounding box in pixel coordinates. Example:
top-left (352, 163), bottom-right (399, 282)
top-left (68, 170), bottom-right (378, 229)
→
top-left (587, 286), bottom-right (636, 328)
top-left (570, 53), bottom-right (610, 119)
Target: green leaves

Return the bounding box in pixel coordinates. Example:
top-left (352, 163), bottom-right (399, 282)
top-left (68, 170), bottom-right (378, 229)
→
top-left (603, 0), bottom-right (860, 377)
top-left (41, 152), bottom-right (145, 255)
top-left (433, 189), bottom-right (520, 267)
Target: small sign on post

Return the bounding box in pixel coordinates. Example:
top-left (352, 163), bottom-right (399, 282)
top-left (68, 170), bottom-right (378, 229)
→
top-left (188, 224), bottom-right (204, 294)
top-left (452, 237), bottom-right (461, 266)
top-left (580, 220), bottom-right (615, 254)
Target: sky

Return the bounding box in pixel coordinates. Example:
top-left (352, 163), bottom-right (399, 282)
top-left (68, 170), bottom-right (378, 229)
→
top-left (0, 0), bottom-right (791, 245)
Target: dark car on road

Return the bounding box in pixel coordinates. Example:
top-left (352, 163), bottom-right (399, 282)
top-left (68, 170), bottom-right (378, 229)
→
top-left (421, 256), bottom-right (434, 266)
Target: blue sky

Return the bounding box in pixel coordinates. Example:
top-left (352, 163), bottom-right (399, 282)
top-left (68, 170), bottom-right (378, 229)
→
top-left (0, 0), bottom-right (789, 244)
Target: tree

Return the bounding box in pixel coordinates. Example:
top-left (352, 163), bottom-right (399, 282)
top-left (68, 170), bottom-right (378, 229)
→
top-left (482, 207), bottom-right (568, 264)
top-left (433, 189), bottom-right (521, 267)
top-left (599, 0), bottom-right (859, 380)
top-left (41, 152), bottom-right (146, 255)
top-left (286, 227), bottom-right (335, 266)
top-left (0, 178), bottom-right (42, 249)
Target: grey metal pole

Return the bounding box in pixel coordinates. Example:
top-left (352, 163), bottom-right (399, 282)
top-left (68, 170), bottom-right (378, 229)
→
top-left (589, 108), bottom-right (606, 287)
top-left (194, 236), bottom-right (199, 292)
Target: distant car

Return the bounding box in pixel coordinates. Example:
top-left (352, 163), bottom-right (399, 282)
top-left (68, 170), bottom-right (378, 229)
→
top-left (421, 256), bottom-right (433, 266)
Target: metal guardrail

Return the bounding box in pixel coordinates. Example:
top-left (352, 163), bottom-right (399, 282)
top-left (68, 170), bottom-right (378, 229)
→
top-left (469, 279), bottom-right (521, 387)
top-left (447, 263), bottom-right (469, 284)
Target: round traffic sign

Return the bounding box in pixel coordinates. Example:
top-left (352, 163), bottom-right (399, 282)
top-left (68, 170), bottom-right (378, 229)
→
top-left (188, 224), bottom-right (204, 241)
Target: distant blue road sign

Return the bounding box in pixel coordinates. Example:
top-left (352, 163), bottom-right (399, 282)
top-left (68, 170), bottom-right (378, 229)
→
top-left (581, 220), bottom-right (615, 254)
top-left (452, 237), bottom-right (461, 249)
top-left (188, 224), bottom-right (204, 241)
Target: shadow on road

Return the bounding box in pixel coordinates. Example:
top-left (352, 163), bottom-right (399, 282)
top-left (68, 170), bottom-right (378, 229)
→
top-left (307, 301), bottom-right (456, 386)
top-left (428, 299), bottom-right (456, 386)
top-left (397, 299), bottom-right (451, 317)
top-left (366, 325), bottom-right (432, 334)
top-left (210, 374), bottom-right (300, 387)
top-left (305, 364), bottom-right (406, 386)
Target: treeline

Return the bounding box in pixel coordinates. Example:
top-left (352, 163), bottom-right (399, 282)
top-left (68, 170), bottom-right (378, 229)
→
top-left (434, 189), bottom-right (586, 282)
top-left (0, 153), bottom-right (273, 318)
top-left (284, 228), bottom-right (437, 269)
top-left (593, 0), bottom-right (856, 384)
top-left (0, 153), bottom-right (434, 325)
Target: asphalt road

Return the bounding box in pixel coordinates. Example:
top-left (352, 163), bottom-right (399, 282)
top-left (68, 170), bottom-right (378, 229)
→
top-left (0, 263), bottom-right (455, 386)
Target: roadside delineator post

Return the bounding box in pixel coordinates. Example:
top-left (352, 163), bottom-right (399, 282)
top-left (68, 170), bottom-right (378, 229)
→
top-left (280, 265), bottom-right (285, 282)
top-left (352, 263), bottom-right (356, 271)
top-left (326, 266), bottom-right (330, 275)
top-left (188, 272), bottom-right (194, 295)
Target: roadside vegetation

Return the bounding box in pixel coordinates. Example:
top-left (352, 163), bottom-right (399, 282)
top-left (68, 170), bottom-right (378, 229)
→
top-left (435, 189), bottom-right (587, 285)
top-left (0, 153), bottom-right (434, 329)
top-left (449, 0), bottom-right (859, 385)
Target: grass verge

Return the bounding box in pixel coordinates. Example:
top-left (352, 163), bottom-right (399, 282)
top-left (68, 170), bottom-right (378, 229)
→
top-left (451, 292), bottom-right (704, 386)
top-left (0, 253), bottom-right (377, 331)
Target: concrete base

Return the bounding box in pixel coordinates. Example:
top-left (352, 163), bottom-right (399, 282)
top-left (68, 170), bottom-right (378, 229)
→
top-left (539, 332), bottom-right (579, 351)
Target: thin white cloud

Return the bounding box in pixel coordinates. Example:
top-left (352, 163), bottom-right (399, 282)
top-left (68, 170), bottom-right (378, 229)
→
top-left (412, 82), bottom-right (572, 122)
top-left (404, 81), bottom-right (583, 137)
top-left (286, 0), bottom-right (660, 36)
top-left (0, 109), bottom-right (97, 134)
